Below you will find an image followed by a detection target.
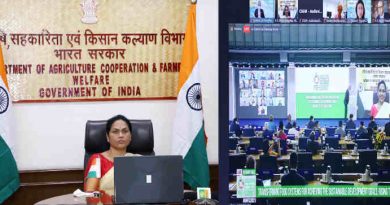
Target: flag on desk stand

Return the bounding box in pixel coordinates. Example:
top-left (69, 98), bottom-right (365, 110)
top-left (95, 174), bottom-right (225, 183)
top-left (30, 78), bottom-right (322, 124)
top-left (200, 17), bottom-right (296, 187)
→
top-left (171, 2), bottom-right (210, 189)
top-left (0, 46), bottom-right (20, 203)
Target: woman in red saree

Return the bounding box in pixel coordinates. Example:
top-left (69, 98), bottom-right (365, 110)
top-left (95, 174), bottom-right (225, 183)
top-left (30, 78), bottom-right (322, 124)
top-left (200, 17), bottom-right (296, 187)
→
top-left (84, 115), bottom-right (138, 204)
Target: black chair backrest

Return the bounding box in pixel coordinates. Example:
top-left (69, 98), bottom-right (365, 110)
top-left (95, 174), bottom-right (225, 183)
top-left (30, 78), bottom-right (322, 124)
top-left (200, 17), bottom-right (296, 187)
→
top-left (249, 137), bottom-right (263, 150)
top-left (379, 139), bottom-right (390, 149)
top-left (355, 139), bottom-right (372, 149)
top-left (229, 154), bottom-right (247, 174)
top-left (358, 150), bottom-right (377, 173)
top-left (325, 137), bottom-right (340, 149)
top-left (259, 155), bottom-right (278, 172)
top-left (323, 152), bottom-right (343, 173)
top-left (229, 138), bottom-right (238, 150)
top-left (297, 152), bottom-right (313, 169)
top-left (84, 119), bottom-right (154, 169)
top-left (298, 137), bottom-right (309, 150)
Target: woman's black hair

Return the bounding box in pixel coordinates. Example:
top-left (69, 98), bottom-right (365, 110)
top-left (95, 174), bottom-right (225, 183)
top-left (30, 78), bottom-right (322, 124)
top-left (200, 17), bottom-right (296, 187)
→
top-left (377, 80), bottom-right (387, 92)
top-left (355, 0), bottom-right (365, 19)
top-left (106, 114), bottom-right (132, 135)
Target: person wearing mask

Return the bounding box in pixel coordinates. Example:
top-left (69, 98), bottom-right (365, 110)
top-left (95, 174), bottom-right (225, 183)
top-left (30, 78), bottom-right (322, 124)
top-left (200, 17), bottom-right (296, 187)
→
top-left (345, 114), bottom-right (356, 130)
top-left (254, 0), bottom-right (265, 18)
top-left (335, 120), bottom-right (346, 138)
top-left (229, 117), bottom-right (242, 137)
top-left (307, 116), bottom-right (315, 129)
top-left (306, 132), bottom-right (320, 155)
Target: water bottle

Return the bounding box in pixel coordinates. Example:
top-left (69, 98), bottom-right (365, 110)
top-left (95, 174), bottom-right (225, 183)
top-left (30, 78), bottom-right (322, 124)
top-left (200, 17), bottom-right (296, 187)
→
top-left (363, 165), bottom-right (371, 181)
top-left (384, 143), bottom-right (388, 154)
top-left (284, 166), bottom-right (289, 175)
top-left (326, 165), bottom-right (332, 183)
top-left (236, 144), bottom-right (241, 154)
top-left (353, 144), bottom-right (358, 155)
top-left (325, 143), bottom-right (330, 152)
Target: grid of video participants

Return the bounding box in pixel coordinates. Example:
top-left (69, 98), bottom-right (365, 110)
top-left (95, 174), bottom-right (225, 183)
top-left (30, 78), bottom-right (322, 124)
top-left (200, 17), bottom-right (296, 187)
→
top-left (237, 69), bottom-right (286, 118)
top-left (250, 0), bottom-right (390, 23)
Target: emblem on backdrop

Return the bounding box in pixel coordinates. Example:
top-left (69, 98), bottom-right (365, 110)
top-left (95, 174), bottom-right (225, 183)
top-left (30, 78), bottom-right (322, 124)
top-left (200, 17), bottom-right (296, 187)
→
top-left (81, 0), bottom-right (98, 24)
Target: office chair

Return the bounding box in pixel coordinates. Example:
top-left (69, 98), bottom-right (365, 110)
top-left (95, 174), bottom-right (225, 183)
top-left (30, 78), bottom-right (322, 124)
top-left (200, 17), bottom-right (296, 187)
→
top-left (379, 139), bottom-right (390, 149)
top-left (229, 138), bottom-right (238, 151)
top-left (322, 152), bottom-right (343, 173)
top-left (249, 137), bottom-right (263, 150)
top-left (304, 129), bottom-right (312, 137)
top-left (298, 137), bottom-right (309, 151)
top-left (355, 139), bottom-right (373, 150)
top-left (345, 129), bottom-right (357, 138)
top-left (326, 127), bottom-right (336, 136)
top-left (297, 152), bottom-right (315, 180)
top-left (242, 128), bottom-right (256, 137)
top-left (358, 150), bottom-right (378, 173)
top-left (325, 137), bottom-right (340, 149)
top-left (258, 155), bottom-right (278, 180)
top-left (229, 154), bottom-right (247, 175)
top-left (84, 119), bottom-right (154, 169)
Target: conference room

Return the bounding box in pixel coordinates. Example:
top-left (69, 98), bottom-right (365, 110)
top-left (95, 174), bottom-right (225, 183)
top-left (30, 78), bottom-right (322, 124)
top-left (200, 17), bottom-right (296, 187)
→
top-left (0, 0), bottom-right (220, 204)
top-left (226, 0), bottom-right (390, 204)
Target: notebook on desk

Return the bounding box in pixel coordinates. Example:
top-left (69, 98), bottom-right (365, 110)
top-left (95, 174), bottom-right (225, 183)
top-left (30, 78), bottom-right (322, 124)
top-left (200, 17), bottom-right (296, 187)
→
top-left (114, 155), bottom-right (183, 204)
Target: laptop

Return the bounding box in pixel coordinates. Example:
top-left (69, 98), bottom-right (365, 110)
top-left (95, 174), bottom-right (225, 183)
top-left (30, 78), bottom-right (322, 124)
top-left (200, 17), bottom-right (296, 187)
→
top-left (114, 155), bottom-right (184, 204)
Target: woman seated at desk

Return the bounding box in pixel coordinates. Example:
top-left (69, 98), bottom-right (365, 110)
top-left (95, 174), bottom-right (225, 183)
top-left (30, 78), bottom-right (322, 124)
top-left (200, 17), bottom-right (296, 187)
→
top-left (84, 115), bottom-right (139, 204)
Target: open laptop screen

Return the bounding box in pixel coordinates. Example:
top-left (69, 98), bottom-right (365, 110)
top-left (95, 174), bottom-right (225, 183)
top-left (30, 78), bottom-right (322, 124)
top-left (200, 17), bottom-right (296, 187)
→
top-left (114, 155), bottom-right (183, 204)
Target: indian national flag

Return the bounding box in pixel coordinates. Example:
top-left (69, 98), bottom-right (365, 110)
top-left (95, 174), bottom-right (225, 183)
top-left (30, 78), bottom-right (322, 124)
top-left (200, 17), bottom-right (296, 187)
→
top-left (171, 3), bottom-right (209, 189)
top-left (87, 157), bottom-right (101, 178)
top-left (0, 46), bottom-right (20, 203)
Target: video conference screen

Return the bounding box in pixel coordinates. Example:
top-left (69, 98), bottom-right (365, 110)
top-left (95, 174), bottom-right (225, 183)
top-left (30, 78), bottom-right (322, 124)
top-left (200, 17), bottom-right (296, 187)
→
top-left (356, 66), bottom-right (390, 118)
top-left (295, 67), bottom-right (350, 118)
top-left (250, 0), bottom-right (390, 23)
top-left (235, 68), bottom-right (287, 119)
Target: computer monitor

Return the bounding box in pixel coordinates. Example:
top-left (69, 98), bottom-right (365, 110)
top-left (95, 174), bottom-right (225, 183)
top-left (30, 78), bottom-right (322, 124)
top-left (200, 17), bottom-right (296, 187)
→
top-left (114, 155), bottom-right (184, 204)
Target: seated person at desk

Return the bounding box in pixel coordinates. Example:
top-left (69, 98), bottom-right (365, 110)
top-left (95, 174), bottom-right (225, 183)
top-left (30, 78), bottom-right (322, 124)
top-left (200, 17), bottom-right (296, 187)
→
top-left (229, 117), bottom-right (242, 136)
top-left (280, 152), bottom-right (307, 205)
top-left (368, 115), bottom-right (378, 130)
top-left (285, 114), bottom-right (293, 130)
top-left (288, 121), bottom-right (300, 138)
top-left (262, 122), bottom-right (273, 139)
top-left (307, 115), bottom-right (315, 129)
top-left (357, 121), bottom-right (369, 138)
top-left (345, 114), bottom-right (356, 129)
top-left (385, 114), bottom-right (390, 137)
top-left (277, 125), bottom-right (287, 141)
top-left (84, 115), bottom-right (139, 202)
top-left (335, 120), bottom-right (345, 138)
top-left (306, 132), bottom-right (320, 155)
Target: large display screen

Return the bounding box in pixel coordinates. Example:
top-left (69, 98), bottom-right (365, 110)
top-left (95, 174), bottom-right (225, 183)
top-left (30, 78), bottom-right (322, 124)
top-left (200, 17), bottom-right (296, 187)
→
top-left (235, 68), bottom-right (287, 118)
top-left (295, 67), bottom-right (350, 118)
top-left (249, 0), bottom-right (390, 23)
top-left (356, 67), bottom-right (390, 118)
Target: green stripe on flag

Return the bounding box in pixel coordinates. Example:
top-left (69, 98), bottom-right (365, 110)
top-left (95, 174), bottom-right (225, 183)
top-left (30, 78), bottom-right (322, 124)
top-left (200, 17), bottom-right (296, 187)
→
top-left (183, 125), bottom-right (210, 189)
top-left (0, 136), bottom-right (20, 203)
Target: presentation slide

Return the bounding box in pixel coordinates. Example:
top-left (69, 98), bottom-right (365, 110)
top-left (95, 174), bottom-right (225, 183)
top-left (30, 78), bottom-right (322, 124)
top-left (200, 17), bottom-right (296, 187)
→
top-left (250, 0), bottom-right (276, 23)
top-left (323, 0), bottom-right (348, 23)
top-left (275, 0), bottom-right (299, 23)
top-left (347, 0), bottom-right (372, 23)
top-left (356, 67), bottom-right (390, 118)
top-left (235, 68), bottom-right (287, 119)
top-left (298, 0), bottom-right (323, 23)
top-left (295, 67), bottom-right (350, 119)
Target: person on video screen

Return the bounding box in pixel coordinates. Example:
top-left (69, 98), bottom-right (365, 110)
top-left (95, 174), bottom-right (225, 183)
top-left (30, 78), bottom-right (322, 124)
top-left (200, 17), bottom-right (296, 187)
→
top-left (254, 0), bottom-right (265, 18)
top-left (355, 0), bottom-right (365, 20)
top-left (370, 80), bottom-right (390, 118)
top-left (283, 5), bottom-right (291, 18)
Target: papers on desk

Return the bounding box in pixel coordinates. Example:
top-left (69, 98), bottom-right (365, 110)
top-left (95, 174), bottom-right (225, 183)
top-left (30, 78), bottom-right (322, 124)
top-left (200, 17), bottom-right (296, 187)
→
top-left (72, 189), bottom-right (100, 198)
